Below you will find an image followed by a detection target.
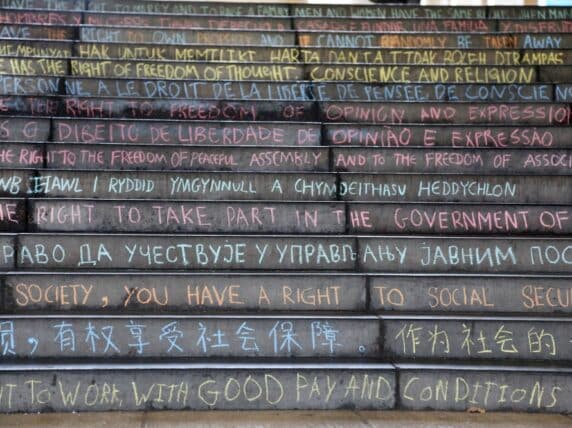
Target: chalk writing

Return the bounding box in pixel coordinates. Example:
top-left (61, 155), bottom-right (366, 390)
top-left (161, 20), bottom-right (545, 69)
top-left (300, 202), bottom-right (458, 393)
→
top-left (299, 49), bottom-right (568, 66)
top-left (0, 144), bottom-right (43, 167)
top-left (17, 235), bottom-right (357, 270)
top-left (0, 0), bottom-right (569, 417)
top-left (21, 171), bottom-right (572, 203)
top-left (500, 21), bottom-right (572, 33)
top-left (0, 41), bottom-right (71, 58)
top-left (359, 237), bottom-right (572, 273)
top-left (0, 170), bottom-right (30, 196)
top-left (28, 171), bottom-right (337, 201)
top-left (299, 33), bottom-right (572, 49)
top-left (334, 148), bottom-right (572, 174)
top-left (369, 276), bottom-right (572, 314)
top-left (29, 200), bottom-right (345, 234)
top-left (47, 145), bottom-right (327, 172)
top-left (315, 83), bottom-right (552, 102)
top-left (320, 103), bottom-right (570, 125)
top-left (0, 118), bottom-right (49, 141)
top-left (0, 24), bottom-right (73, 39)
top-left (5, 273), bottom-right (363, 312)
top-left (294, 19), bottom-right (492, 33)
top-left (0, 199), bottom-right (24, 230)
top-left (385, 319), bottom-right (570, 360)
top-left (84, 14), bottom-right (289, 30)
top-left (71, 46), bottom-right (570, 66)
top-left (61, 98), bottom-right (316, 121)
top-left (340, 174), bottom-right (570, 203)
top-left (556, 84), bottom-right (572, 101)
top-left (349, 204), bottom-right (572, 234)
top-left (0, 369), bottom-right (395, 411)
top-left (80, 27), bottom-right (295, 47)
top-left (53, 120), bottom-right (320, 146)
top-left (308, 66), bottom-right (536, 84)
top-left (87, 1), bottom-right (290, 16)
top-left (0, 96), bottom-right (59, 116)
top-left (71, 60), bottom-right (303, 81)
top-left (76, 44), bottom-right (299, 62)
top-left (0, 317), bottom-right (377, 358)
top-left (61, 79), bottom-right (558, 102)
top-left (64, 78), bottom-right (316, 101)
top-left (0, 234), bottom-right (14, 269)
top-left (489, 7), bottom-right (572, 19)
top-left (0, 0), bottom-right (83, 10)
top-left (293, 6), bottom-right (486, 19)
top-left (0, 76), bottom-right (62, 95)
top-left (0, 10), bottom-right (80, 25)
top-left (325, 125), bottom-right (570, 148)
top-left (400, 370), bottom-right (569, 412)
top-left (0, 58), bottom-right (67, 76)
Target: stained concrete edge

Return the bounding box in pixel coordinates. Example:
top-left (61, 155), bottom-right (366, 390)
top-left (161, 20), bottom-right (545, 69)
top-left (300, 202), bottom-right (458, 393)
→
top-left (0, 411), bottom-right (571, 428)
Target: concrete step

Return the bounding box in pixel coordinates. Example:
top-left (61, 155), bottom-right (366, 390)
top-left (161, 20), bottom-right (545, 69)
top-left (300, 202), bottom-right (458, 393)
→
top-left (0, 410), bottom-right (571, 428)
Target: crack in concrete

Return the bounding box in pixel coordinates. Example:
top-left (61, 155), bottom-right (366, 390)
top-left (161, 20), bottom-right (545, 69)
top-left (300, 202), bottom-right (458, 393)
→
top-left (352, 410), bottom-right (374, 427)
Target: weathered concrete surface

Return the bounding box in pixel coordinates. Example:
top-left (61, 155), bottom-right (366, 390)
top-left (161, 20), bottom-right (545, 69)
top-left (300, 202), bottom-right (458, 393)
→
top-left (0, 411), bottom-right (570, 428)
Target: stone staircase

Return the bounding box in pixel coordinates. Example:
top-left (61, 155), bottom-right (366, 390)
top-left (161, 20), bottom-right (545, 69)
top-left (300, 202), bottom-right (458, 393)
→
top-left (0, 0), bottom-right (570, 413)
